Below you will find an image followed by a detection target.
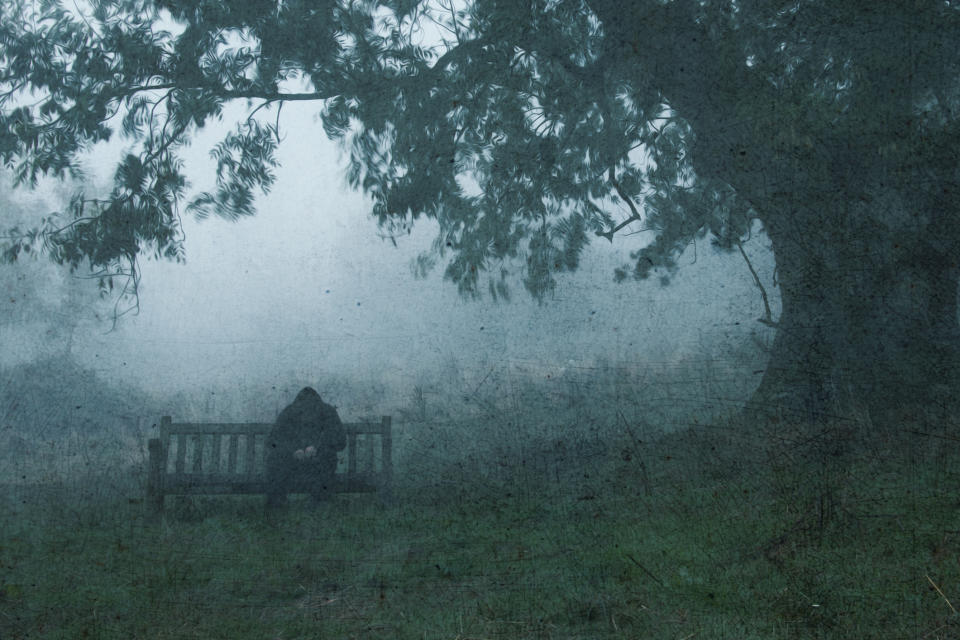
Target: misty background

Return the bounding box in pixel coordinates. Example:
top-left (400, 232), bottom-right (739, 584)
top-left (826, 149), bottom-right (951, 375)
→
top-left (0, 101), bottom-right (777, 483)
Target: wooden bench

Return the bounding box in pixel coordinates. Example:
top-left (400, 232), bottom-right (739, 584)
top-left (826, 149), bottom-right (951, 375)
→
top-left (146, 415), bottom-right (392, 513)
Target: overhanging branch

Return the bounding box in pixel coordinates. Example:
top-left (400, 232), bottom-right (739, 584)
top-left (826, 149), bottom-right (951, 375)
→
top-left (737, 239), bottom-right (777, 327)
top-left (597, 167), bottom-right (644, 242)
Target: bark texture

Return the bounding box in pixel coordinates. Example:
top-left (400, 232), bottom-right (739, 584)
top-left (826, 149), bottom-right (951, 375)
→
top-left (589, 0), bottom-right (960, 425)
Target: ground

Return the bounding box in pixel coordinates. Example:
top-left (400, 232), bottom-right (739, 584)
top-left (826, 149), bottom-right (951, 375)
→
top-left (1, 417), bottom-right (959, 639)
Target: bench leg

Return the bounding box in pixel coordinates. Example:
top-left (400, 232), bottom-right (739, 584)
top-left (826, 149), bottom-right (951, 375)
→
top-left (147, 438), bottom-right (165, 519)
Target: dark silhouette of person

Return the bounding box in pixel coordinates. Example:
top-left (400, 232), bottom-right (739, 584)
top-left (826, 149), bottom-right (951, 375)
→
top-left (265, 387), bottom-right (346, 508)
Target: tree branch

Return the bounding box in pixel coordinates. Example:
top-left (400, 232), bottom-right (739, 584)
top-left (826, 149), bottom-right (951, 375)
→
top-left (597, 167), bottom-right (644, 242)
top-left (103, 82), bottom-right (333, 104)
top-left (737, 239), bottom-right (777, 327)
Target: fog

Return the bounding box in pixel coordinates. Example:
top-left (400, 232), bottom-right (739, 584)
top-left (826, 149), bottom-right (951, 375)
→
top-left (1, 102), bottom-right (777, 447)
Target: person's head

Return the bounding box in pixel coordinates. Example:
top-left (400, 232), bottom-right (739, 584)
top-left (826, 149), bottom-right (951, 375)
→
top-left (295, 387), bottom-right (321, 403)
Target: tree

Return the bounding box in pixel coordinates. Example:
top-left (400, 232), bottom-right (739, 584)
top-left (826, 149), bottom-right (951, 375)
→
top-left (0, 174), bottom-right (105, 350)
top-left (1, 0), bottom-right (958, 425)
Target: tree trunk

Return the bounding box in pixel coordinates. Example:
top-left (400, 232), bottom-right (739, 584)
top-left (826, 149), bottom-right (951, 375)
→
top-left (748, 206), bottom-right (960, 428)
top-left (586, 0), bottom-right (960, 428)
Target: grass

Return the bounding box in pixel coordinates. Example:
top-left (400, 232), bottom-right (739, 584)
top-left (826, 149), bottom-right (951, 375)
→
top-left (2, 419), bottom-right (960, 639)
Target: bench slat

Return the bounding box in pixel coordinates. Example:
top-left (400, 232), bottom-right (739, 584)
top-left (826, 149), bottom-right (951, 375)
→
top-left (244, 433), bottom-right (257, 476)
top-left (175, 433), bottom-right (186, 474)
top-left (192, 434), bottom-right (204, 473)
top-left (381, 416), bottom-right (393, 479)
top-left (162, 422), bottom-right (387, 437)
top-left (164, 423), bottom-right (270, 436)
top-left (366, 433), bottom-right (375, 471)
top-left (211, 434), bottom-right (221, 473)
top-left (228, 434), bottom-right (238, 473)
top-left (348, 431), bottom-right (358, 475)
top-left (162, 474), bottom-right (382, 494)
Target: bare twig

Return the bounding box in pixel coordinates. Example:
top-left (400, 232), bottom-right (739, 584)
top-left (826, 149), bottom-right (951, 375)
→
top-left (926, 574), bottom-right (958, 615)
top-left (245, 98), bottom-right (276, 126)
top-left (625, 553), bottom-right (664, 587)
top-left (444, 0), bottom-right (462, 43)
top-left (736, 239), bottom-right (777, 327)
top-left (597, 168), bottom-right (644, 242)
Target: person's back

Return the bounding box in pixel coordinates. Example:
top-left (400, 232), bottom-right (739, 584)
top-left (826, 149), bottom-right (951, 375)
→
top-left (266, 387), bottom-right (346, 507)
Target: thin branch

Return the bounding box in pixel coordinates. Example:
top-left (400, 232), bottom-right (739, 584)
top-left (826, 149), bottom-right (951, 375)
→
top-left (71, 0), bottom-right (103, 38)
top-left (107, 257), bottom-right (141, 331)
top-left (429, 38), bottom-right (488, 77)
top-left (625, 554), bottom-right (664, 587)
top-left (444, 0), bottom-right (463, 44)
top-left (0, 79), bottom-right (31, 101)
top-left (72, 269), bottom-right (126, 280)
top-left (109, 81), bottom-right (333, 103)
top-left (620, 226), bottom-right (658, 237)
top-left (596, 167), bottom-right (644, 242)
top-left (737, 239), bottom-right (777, 327)
top-left (926, 574), bottom-right (958, 615)
top-left (274, 101), bottom-right (283, 143)
top-left (245, 98), bottom-right (276, 126)
top-left (143, 118), bottom-right (188, 166)
top-left (226, 87), bottom-right (330, 100)
top-left (0, 215), bottom-right (100, 241)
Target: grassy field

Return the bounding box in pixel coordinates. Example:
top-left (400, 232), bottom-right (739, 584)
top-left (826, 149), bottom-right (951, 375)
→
top-left (2, 419), bottom-right (960, 639)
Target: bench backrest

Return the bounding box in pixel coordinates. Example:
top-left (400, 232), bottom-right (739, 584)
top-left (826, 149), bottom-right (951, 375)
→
top-left (148, 415), bottom-right (392, 498)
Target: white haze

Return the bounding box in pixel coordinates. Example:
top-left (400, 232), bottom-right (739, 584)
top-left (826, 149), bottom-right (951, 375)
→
top-left (1, 102), bottom-right (779, 420)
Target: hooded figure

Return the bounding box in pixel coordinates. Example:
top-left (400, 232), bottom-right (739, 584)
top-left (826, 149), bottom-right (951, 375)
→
top-left (265, 387), bottom-right (346, 507)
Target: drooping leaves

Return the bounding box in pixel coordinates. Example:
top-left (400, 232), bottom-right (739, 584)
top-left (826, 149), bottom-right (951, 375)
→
top-left (188, 119), bottom-right (279, 220)
top-left (1, 0), bottom-right (957, 312)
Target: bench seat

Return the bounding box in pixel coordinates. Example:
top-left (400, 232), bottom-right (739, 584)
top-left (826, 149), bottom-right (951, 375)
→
top-left (147, 415), bottom-right (392, 513)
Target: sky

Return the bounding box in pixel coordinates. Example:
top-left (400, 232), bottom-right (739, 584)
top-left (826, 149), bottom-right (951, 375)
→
top-left (1, 101), bottom-right (779, 414)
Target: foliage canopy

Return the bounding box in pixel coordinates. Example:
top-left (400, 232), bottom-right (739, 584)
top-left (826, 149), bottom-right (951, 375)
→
top-left (2, 2), bottom-right (960, 422)
top-left (0, 0), bottom-right (771, 301)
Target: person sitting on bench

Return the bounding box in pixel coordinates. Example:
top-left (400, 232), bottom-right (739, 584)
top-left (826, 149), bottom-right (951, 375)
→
top-left (265, 387), bottom-right (346, 508)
